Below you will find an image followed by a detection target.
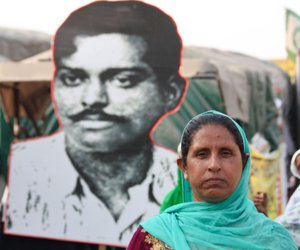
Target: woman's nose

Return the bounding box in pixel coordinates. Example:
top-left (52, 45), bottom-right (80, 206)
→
top-left (208, 156), bottom-right (221, 172)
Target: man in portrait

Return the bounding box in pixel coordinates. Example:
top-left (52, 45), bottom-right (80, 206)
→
top-left (5, 1), bottom-right (186, 246)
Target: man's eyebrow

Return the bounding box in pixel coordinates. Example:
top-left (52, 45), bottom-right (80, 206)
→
top-left (56, 66), bottom-right (87, 75)
top-left (56, 66), bottom-right (150, 77)
top-left (100, 67), bottom-right (151, 79)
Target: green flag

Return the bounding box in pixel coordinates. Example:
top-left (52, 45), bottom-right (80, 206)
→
top-left (286, 9), bottom-right (300, 60)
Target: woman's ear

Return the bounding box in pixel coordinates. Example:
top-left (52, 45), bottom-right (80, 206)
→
top-left (243, 153), bottom-right (250, 168)
top-left (177, 157), bottom-right (189, 180)
top-left (163, 74), bottom-right (186, 112)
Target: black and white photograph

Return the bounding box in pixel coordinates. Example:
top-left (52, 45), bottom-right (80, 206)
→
top-left (4, 1), bottom-right (186, 246)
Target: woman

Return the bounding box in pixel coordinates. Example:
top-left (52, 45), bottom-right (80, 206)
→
top-left (276, 149), bottom-right (300, 248)
top-left (127, 110), bottom-right (296, 249)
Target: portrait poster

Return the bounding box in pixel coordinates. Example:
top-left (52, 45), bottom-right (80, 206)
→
top-left (4, 1), bottom-right (187, 247)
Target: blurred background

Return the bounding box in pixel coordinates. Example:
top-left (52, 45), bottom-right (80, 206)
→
top-left (1, 1), bottom-right (300, 249)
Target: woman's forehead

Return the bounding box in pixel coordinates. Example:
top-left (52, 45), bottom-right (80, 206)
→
top-left (197, 122), bottom-right (234, 134)
top-left (191, 124), bottom-right (237, 144)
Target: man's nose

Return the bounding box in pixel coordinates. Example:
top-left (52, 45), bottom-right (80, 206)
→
top-left (81, 77), bottom-right (108, 107)
top-left (208, 155), bottom-right (221, 172)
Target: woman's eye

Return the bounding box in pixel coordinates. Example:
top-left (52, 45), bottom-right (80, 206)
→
top-left (197, 151), bottom-right (208, 158)
top-left (221, 150), bottom-right (232, 157)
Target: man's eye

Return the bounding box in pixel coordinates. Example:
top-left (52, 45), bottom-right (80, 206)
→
top-left (57, 71), bottom-right (87, 87)
top-left (109, 73), bottom-right (143, 88)
top-left (61, 74), bottom-right (84, 86)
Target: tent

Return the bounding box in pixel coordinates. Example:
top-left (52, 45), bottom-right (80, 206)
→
top-left (0, 50), bottom-right (57, 138)
top-left (154, 47), bottom-right (290, 153)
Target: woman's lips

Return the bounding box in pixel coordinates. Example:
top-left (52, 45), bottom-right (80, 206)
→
top-left (203, 178), bottom-right (225, 186)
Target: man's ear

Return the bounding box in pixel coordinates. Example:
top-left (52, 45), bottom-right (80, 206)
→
top-left (163, 74), bottom-right (186, 112)
top-left (177, 157), bottom-right (189, 180)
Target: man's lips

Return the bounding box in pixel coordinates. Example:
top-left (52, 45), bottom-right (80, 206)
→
top-left (68, 109), bottom-right (127, 123)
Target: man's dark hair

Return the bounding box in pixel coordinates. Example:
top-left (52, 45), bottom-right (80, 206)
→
top-left (53, 0), bottom-right (182, 82)
top-left (181, 113), bottom-right (246, 166)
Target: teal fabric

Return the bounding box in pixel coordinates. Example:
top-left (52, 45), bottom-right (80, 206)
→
top-left (142, 110), bottom-right (296, 250)
top-left (159, 169), bottom-right (183, 213)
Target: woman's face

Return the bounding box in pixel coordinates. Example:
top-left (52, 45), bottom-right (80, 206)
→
top-left (180, 124), bottom-right (243, 202)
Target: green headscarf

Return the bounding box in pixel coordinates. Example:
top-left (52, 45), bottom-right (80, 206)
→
top-left (142, 110), bottom-right (296, 250)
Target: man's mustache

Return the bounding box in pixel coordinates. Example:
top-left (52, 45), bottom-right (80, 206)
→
top-left (68, 109), bottom-right (127, 123)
